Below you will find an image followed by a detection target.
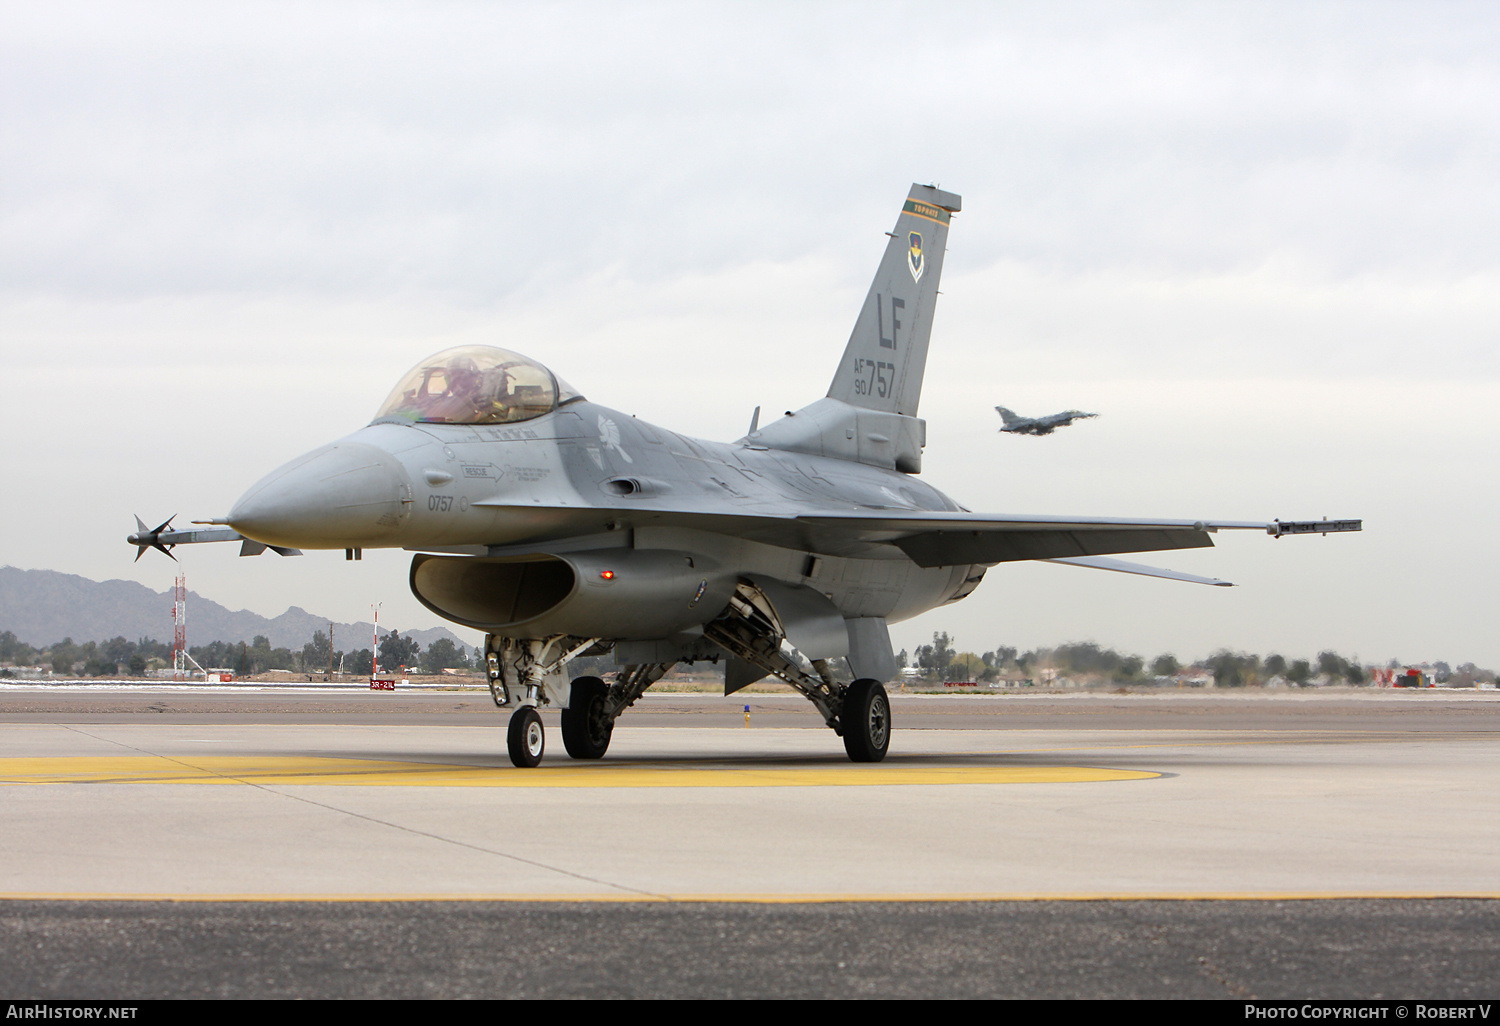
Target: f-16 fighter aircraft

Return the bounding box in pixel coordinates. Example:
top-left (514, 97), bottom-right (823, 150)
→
top-left (128, 184), bottom-right (1359, 767)
top-left (995, 406), bottom-right (1098, 435)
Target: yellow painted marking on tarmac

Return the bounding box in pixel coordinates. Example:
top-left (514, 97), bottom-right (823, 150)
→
top-left (3, 891), bottom-right (1499, 904)
top-left (0, 756), bottom-right (1156, 788)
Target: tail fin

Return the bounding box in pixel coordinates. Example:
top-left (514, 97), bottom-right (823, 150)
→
top-left (995, 406), bottom-right (1020, 426)
top-left (827, 184), bottom-right (961, 417)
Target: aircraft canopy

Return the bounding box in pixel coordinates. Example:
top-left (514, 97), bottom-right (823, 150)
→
top-left (374, 346), bottom-right (583, 426)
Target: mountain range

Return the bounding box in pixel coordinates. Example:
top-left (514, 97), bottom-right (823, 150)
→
top-left (0, 566), bottom-right (471, 654)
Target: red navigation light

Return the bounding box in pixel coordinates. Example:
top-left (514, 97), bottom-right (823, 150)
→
top-left (600, 570), bottom-right (615, 580)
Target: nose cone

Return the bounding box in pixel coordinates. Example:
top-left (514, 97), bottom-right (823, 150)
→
top-left (229, 442), bottom-right (413, 548)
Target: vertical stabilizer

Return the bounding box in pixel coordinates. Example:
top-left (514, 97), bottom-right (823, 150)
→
top-left (826, 184), bottom-right (961, 417)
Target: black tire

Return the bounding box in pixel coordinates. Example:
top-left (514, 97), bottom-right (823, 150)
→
top-left (842, 679), bottom-right (891, 763)
top-left (507, 706), bottom-right (545, 768)
top-left (560, 676), bottom-right (614, 760)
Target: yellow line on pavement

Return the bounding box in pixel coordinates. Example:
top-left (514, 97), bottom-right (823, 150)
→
top-left (2, 891), bottom-right (1496, 903)
top-left (0, 756), bottom-right (1156, 788)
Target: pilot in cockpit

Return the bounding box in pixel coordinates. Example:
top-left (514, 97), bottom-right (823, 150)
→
top-left (375, 345), bottom-right (582, 426)
top-left (420, 361), bottom-right (487, 422)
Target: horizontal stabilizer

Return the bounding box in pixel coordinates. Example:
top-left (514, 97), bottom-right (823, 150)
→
top-left (1044, 556), bottom-right (1233, 587)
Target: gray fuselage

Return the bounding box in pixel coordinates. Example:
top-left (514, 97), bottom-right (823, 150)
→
top-left (227, 399), bottom-right (984, 641)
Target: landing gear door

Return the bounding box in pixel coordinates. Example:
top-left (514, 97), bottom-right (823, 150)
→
top-left (845, 617), bottom-right (897, 682)
top-left (544, 665), bottom-right (572, 708)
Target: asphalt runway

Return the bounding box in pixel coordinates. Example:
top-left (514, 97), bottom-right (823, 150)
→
top-left (1, 686), bottom-right (1497, 998)
top-left (5, 898), bottom-right (1498, 999)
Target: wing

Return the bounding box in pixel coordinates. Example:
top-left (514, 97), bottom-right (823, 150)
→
top-left (1036, 410), bottom-right (1095, 429)
top-left (797, 511), bottom-right (1229, 566)
top-left (463, 500), bottom-right (1359, 569)
top-left (794, 512), bottom-right (1359, 567)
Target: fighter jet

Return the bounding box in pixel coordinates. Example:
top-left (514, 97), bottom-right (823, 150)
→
top-left (128, 184), bottom-right (1360, 767)
top-left (995, 406), bottom-right (1098, 436)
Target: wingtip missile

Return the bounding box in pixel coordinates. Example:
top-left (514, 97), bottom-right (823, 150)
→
top-left (128, 515), bottom-right (179, 561)
top-left (127, 516), bottom-right (259, 559)
top-left (1269, 518), bottom-right (1363, 537)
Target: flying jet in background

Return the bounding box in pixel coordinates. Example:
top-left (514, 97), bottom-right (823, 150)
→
top-left (129, 183), bottom-right (1360, 768)
top-left (995, 406), bottom-right (1098, 436)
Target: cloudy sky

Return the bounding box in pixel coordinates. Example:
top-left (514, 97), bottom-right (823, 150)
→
top-left (3, 1), bottom-right (1497, 667)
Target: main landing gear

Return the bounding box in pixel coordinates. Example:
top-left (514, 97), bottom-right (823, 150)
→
top-left (559, 676), bottom-right (611, 759)
top-left (840, 678), bottom-right (891, 762)
top-left (701, 581), bottom-right (893, 763)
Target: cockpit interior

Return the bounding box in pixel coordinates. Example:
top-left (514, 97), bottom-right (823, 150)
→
top-left (374, 346), bottom-right (583, 426)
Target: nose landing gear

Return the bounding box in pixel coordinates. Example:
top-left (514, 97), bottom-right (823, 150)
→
top-left (485, 634), bottom-right (674, 767)
top-left (486, 635), bottom-right (598, 768)
top-left (507, 706), bottom-right (545, 768)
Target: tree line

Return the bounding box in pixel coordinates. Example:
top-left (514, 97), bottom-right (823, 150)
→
top-left (5, 623), bottom-right (1491, 687)
top-left (0, 628), bottom-right (480, 678)
top-left (904, 632), bottom-right (1495, 687)
top-left (0, 631), bottom-right (174, 677)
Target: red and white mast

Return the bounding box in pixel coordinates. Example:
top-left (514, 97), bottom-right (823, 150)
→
top-left (371, 603), bottom-right (381, 676)
top-left (172, 573), bottom-right (187, 681)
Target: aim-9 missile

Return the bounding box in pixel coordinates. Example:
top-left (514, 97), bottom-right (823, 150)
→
top-left (128, 515), bottom-right (299, 560)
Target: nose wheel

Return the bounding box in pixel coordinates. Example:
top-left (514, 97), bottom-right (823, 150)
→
top-left (507, 706), bottom-right (545, 767)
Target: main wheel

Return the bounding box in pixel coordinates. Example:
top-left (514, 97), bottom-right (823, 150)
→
top-left (507, 706), bottom-right (545, 767)
top-left (560, 676), bottom-right (614, 760)
top-left (842, 679), bottom-right (891, 763)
